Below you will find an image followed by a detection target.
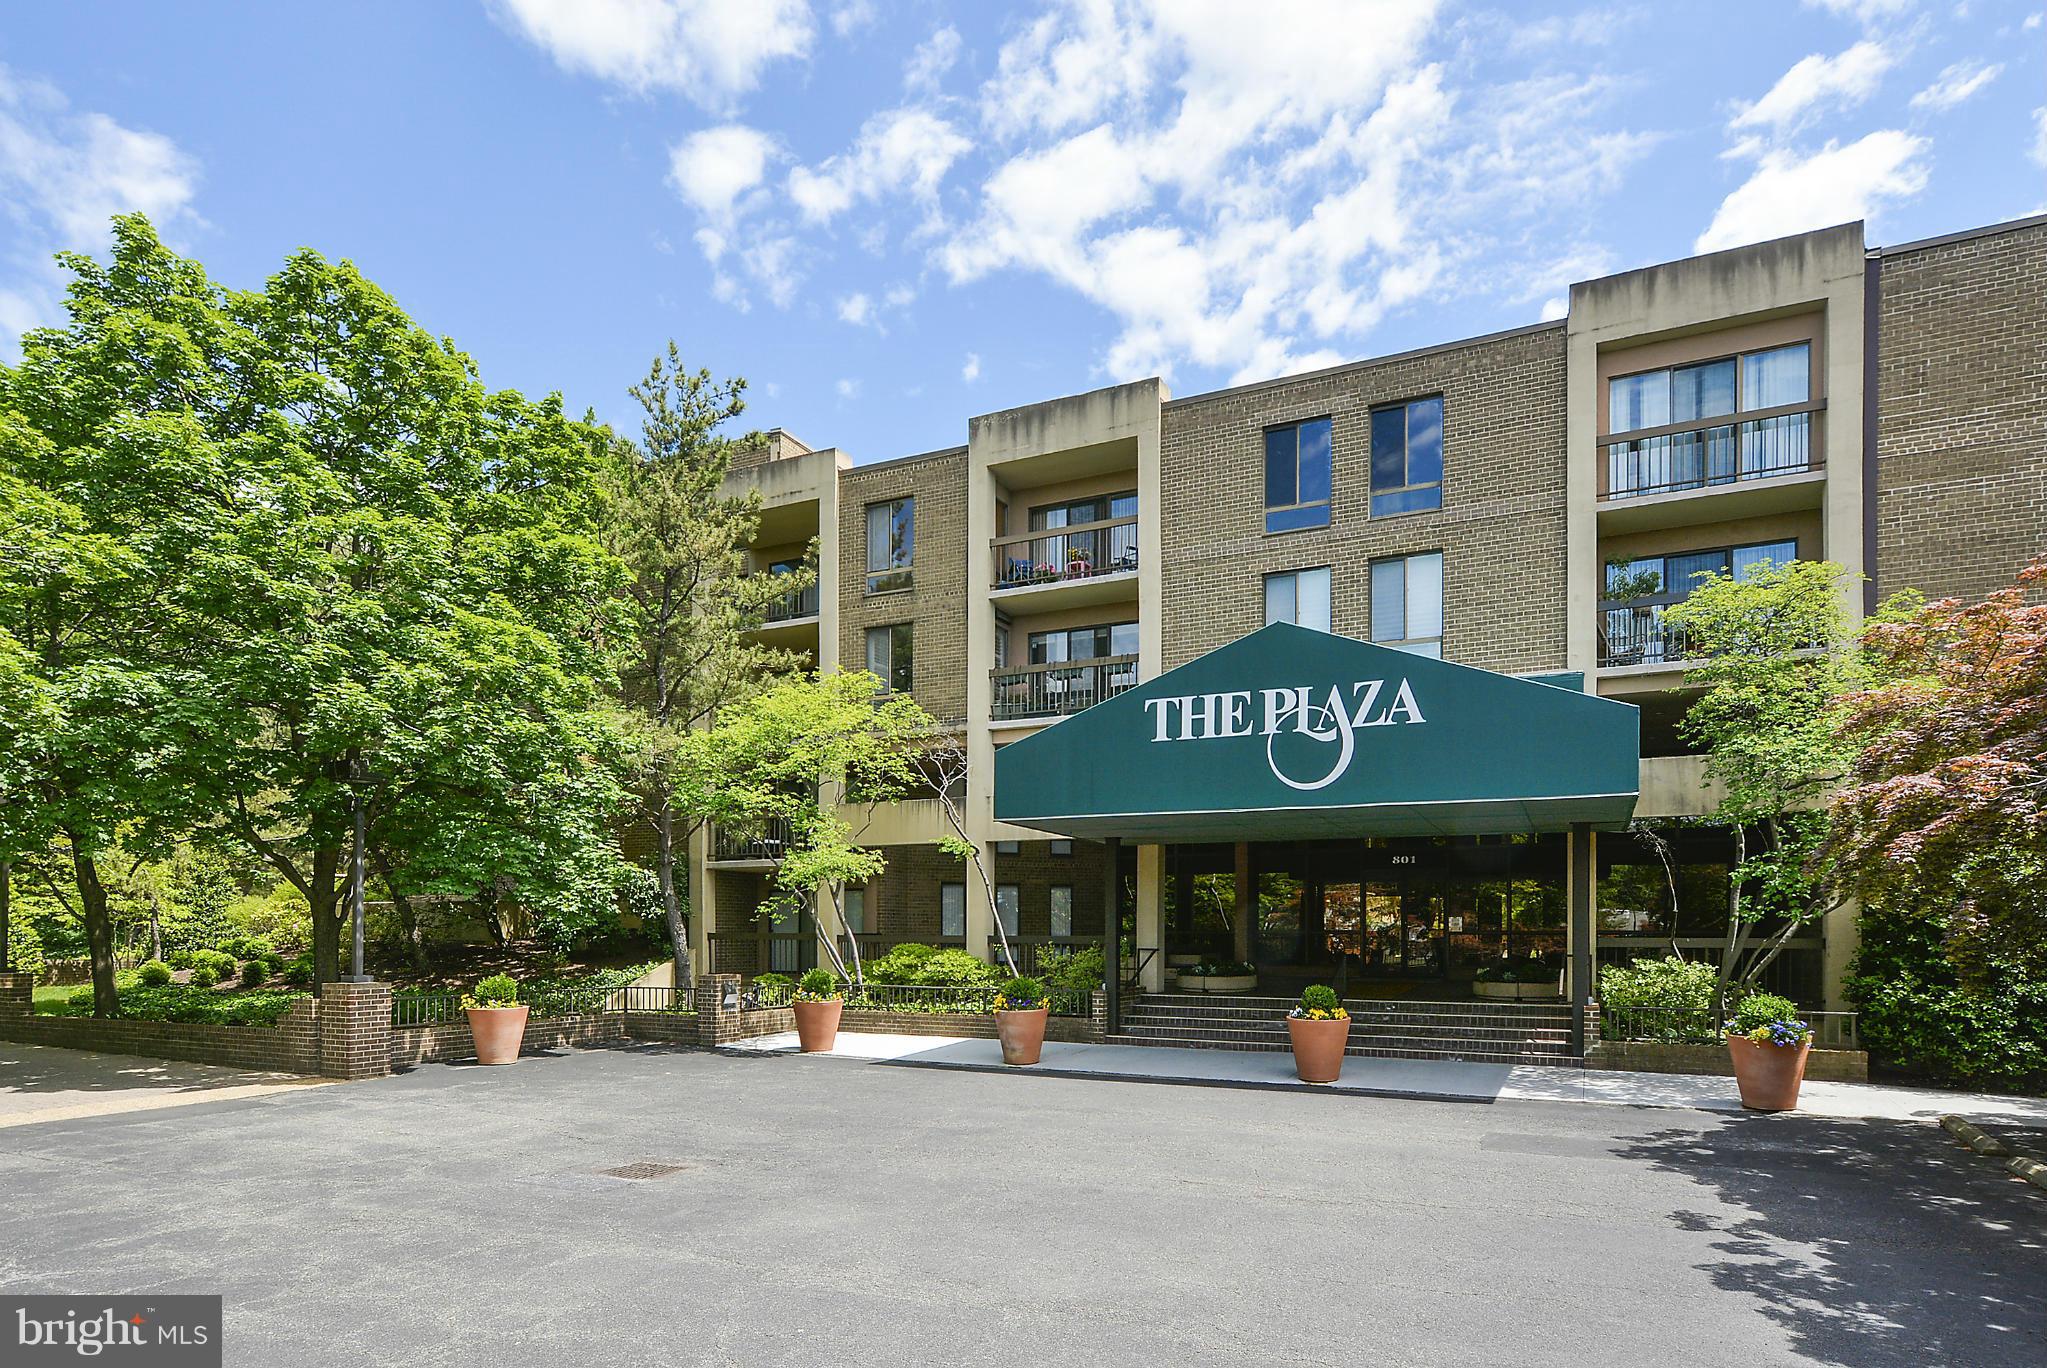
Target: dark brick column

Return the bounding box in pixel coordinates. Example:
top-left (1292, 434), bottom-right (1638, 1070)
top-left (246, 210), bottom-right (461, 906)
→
top-left (318, 980), bottom-right (393, 1080)
top-left (695, 973), bottom-right (741, 1047)
top-left (0, 972), bottom-right (31, 1020)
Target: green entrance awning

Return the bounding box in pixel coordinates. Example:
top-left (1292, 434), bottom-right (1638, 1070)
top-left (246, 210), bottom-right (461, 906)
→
top-left (993, 623), bottom-right (1639, 842)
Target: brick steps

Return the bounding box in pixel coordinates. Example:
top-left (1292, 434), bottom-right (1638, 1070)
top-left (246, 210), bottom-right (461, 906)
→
top-left (1110, 992), bottom-right (1583, 1068)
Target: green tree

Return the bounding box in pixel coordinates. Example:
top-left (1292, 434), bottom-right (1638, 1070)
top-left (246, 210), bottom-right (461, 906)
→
top-left (1659, 558), bottom-right (1863, 1013)
top-left (680, 671), bottom-right (930, 985)
top-left (602, 344), bottom-right (812, 979)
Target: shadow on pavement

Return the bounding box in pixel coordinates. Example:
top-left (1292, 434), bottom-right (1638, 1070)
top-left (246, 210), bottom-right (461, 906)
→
top-left (1615, 1114), bottom-right (2046, 1368)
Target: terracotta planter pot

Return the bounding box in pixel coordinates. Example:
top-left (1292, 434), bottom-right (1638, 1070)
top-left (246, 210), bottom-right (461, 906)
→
top-left (793, 998), bottom-right (843, 1053)
top-left (466, 1004), bottom-right (529, 1065)
top-left (1287, 1015), bottom-right (1351, 1083)
top-left (1727, 1033), bottom-right (1812, 1111)
top-left (995, 1007), bottom-right (1049, 1065)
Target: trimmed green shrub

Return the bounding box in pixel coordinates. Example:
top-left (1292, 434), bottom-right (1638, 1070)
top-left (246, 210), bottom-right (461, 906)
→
top-left (188, 965), bottom-right (221, 988)
top-left (752, 972), bottom-right (795, 989)
top-left (42, 985), bottom-right (307, 1027)
top-left (1039, 944), bottom-right (1104, 993)
top-left (238, 959), bottom-right (266, 988)
top-left (796, 968), bottom-right (841, 1001)
top-left (1597, 955), bottom-right (1718, 1014)
top-left (136, 960), bottom-right (174, 987)
top-left (909, 948), bottom-right (1000, 989)
top-left (995, 975), bottom-right (1046, 1010)
top-left (1728, 992), bottom-right (1800, 1035)
top-left (862, 943), bottom-right (940, 984)
top-left (1847, 903), bottom-right (2047, 1091)
top-left (282, 955), bottom-right (313, 987)
top-left (466, 973), bottom-right (519, 1008)
top-left (168, 949), bottom-right (195, 970)
top-left (1292, 984), bottom-right (1347, 1020)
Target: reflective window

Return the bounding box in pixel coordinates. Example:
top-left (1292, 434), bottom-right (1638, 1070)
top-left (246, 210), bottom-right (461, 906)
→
top-left (1369, 396), bottom-right (1444, 516)
top-left (1264, 418), bottom-right (1333, 532)
top-left (865, 498), bottom-right (914, 592)
top-left (1263, 567), bottom-right (1332, 632)
top-left (1370, 552), bottom-right (1443, 658)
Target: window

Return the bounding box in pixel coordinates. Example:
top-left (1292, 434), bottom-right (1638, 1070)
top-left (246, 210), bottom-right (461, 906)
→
top-left (1028, 491), bottom-right (1138, 575)
top-left (994, 840), bottom-right (1020, 855)
top-left (842, 887), bottom-right (865, 935)
top-left (1369, 397), bottom-right (1444, 516)
top-left (996, 885), bottom-right (1020, 937)
top-left (1601, 539), bottom-right (1797, 665)
top-left (865, 497), bottom-right (914, 592)
top-left (864, 623), bottom-right (913, 693)
top-left (940, 883), bottom-right (966, 938)
top-left (1370, 552), bottom-right (1443, 658)
top-left (1607, 342), bottom-right (1812, 497)
top-left (1049, 840), bottom-right (1073, 857)
top-left (1027, 621), bottom-right (1138, 664)
top-left (1263, 418), bottom-right (1332, 532)
top-left (1050, 886), bottom-right (1074, 938)
top-left (1264, 567), bottom-right (1332, 632)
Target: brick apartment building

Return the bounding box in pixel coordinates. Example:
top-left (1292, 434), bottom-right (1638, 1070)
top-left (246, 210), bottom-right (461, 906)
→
top-left (689, 213), bottom-right (2047, 1052)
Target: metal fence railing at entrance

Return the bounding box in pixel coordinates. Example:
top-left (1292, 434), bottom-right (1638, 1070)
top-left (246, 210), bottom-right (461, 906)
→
top-left (1601, 1003), bottom-right (1859, 1050)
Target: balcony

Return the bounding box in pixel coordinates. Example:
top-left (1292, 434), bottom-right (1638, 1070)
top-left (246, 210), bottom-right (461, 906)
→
top-left (991, 517), bottom-right (1139, 610)
top-left (991, 655), bottom-right (1138, 723)
top-left (1598, 605), bottom-right (1690, 670)
top-left (1597, 405), bottom-right (1824, 533)
top-left (765, 582), bottom-right (819, 623)
top-left (710, 816), bottom-right (792, 865)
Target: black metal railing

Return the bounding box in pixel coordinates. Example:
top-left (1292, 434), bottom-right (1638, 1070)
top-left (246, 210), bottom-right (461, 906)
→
top-left (764, 582), bottom-right (819, 622)
top-left (389, 982), bottom-right (690, 1027)
top-left (1603, 410), bottom-right (1814, 499)
top-left (1597, 606), bottom-right (1693, 668)
top-left (711, 817), bottom-right (793, 862)
top-left (988, 936), bottom-right (1100, 979)
top-left (1600, 1003), bottom-right (1858, 1050)
top-left (992, 517), bottom-right (1138, 589)
top-left (991, 655), bottom-right (1138, 721)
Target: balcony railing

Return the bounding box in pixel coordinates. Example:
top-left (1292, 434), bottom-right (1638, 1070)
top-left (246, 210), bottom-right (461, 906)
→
top-left (991, 654), bottom-right (1138, 721)
top-left (1601, 405), bottom-right (1817, 499)
top-left (992, 516), bottom-right (1138, 589)
top-left (1598, 606), bottom-right (1692, 668)
top-left (710, 817), bottom-right (792, 863)
top-left (764, 582), bottom-right (819, 622)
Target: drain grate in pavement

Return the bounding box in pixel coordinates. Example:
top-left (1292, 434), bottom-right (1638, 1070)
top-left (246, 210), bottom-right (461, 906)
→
top-left (599, 1160), bottom-right (691, 1181)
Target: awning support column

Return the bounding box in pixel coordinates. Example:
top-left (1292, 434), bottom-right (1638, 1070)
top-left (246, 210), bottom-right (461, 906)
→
top-left (1102, 836), bottom-right (1122, 1035)
top-left (1569, 823), bottom-right (1595, 1058)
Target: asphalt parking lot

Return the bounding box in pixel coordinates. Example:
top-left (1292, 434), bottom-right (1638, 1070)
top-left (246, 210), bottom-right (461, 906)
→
top-left (3, 1042), bottom-right (2041, 1367)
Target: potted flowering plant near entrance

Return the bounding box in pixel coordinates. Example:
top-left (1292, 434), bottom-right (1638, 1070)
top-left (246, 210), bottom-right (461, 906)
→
top-left (1176, 959), bottom-right (1258, 994)
top-left (1724, 992), bottom-right (1813, 1111)
top-left (1286, 985), bottom-right (1351, 1083)
top-left (463, 973), bottom-right (528, 1065)
top-left (993, 975), bottom-right (1050, 1065)
top-left (792, 968), bottom-right (844, 1053)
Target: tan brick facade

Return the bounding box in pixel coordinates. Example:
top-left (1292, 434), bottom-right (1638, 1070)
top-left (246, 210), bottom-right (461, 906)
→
top-left (837, 447), bottom-right (972, 725)
top-left (1158, 323), bottom-right (1569, 674)
top-left (1875, 219), bottom-right (2047, 603)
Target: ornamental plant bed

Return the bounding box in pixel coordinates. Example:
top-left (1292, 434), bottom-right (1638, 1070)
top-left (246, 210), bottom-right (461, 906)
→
top-left (1725, 993), bottom-right (1814, 1111)
top-left (1176, 960), bottom-right (1258, 994)
top-left (1471, 956), bottom-right (1562, 1000)
top-left (1286, 985), bottom-right (1351, 1083)
top-left (791, 969), bottom-right (843, 1052)
top-left (993, 976), bottom-right (1050, 1065)
top-left (464, 974), bottom-right (529, 1065)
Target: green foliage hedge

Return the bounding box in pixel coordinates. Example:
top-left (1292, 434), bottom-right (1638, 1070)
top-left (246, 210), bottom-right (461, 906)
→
top-left (1597, 956), bottom-right (1718, 1014)
top-left (864, 944), bottom-right (999, 988)
top-left (41, 985), bottom-right (307, 1027)
top-left (136, 960), bottom-right (173, 987)
top-left (1847, 904), bottom-right (2047, 1091)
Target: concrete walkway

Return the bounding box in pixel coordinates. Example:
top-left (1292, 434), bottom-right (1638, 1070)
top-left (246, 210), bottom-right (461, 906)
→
top-left (723, 1030), bottom-right (2047, 1125)
top-left (0, 1041), bottom-right (329, 1129)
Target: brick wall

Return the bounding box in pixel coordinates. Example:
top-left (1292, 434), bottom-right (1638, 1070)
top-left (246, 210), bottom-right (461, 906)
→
top-left (837, 448), bottom-right (971, 725)
top-left (1586, 1040), bottom-right (1868, 1084)
top-left (1876, 220), bottom-right (2047, 603)
top-left (391, 1011), bottom-right (628, 1069)
top-left (0, 987), bottom-right (323, 1075)
top-left (1159, 325), bottom-right (1570, 673)
top-left (856, 840), bottom-right (1110, 940)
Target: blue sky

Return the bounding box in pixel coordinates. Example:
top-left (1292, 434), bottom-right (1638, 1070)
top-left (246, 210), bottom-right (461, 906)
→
top-left (2, 1), bottom-right (2042, 463)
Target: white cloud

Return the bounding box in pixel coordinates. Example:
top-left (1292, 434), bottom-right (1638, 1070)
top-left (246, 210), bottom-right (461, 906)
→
top-left (961, 351), bottom-right (981, 382)
top-left (904, 25), bottom-right (963, 95)
top-left (1910, 60), bottom-right (2001, 111)
top-left (2033, 107), bottom-right (2047, 168)
top-left (1540, 296), bottom-right (1568, 321)
top-left (1731, 41), bottom-right (1893, 132)
top-left (835, 376), bottom-right (860, 398)
top-left (829, 1), bottom-right (876, 38)
top-left (836, 291), bottom-right (872, 326)
top-left (667, 124), bottom-right (777, 219)
top-left (1697, 130), bottom-right (1929, 252)
top-left (788, 106), bottom-right (971, 225)
top-left (491, 0), bottom-right (812, 107)
top-left (0, 66), bottom-right (200, 347)
top-left (1802, 0), bottom-right (1916, 22)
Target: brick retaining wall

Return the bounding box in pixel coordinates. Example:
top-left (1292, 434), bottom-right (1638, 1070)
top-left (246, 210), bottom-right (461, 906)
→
top-left (391, 1011), bottom-right (628, 1069)
top-left (1587, 1040), bottom-right (1869, 1083)
top-left (0, 983), bottom-right (322, 1075)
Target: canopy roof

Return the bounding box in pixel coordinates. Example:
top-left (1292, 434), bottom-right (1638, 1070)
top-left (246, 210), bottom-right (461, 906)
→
top-left (993, 623), bottom-right (1640, 842)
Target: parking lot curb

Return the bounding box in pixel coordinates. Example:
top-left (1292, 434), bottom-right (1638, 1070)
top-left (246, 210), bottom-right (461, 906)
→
top-left (2008, 1155), bottom-right (2047, 1193)
top-left (1939, 1114), bottom-right (2011, 1155)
